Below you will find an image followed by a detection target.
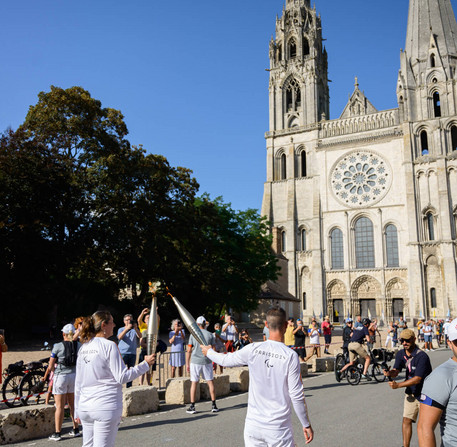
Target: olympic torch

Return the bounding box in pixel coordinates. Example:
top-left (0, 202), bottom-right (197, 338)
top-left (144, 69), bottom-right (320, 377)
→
top-left (147, 282), bottom-right (160, 369)
top-left (168, 291), bottom-right (207, 346)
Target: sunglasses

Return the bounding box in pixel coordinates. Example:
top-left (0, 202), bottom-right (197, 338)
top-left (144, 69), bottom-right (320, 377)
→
top-left (400, 338), bottom-right (413, 343)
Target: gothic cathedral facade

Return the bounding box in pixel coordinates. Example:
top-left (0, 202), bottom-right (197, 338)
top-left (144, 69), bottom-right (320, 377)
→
top-left (261, 0), bottom-right (457, 323)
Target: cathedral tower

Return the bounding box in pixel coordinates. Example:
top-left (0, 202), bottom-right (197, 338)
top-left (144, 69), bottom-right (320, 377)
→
top-left (398, 0), bottom-right (457, 321)
top-left (261, 0), bottom-right (457, 324)
top-left (268, 0), bottom-right (329, 131)
top-left (398, 0), bottom-right (457, 122)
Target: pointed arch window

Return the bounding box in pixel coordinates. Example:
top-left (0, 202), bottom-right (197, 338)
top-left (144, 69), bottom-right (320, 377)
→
top-left (280, 153), bottom-right (287, 180)
top-left (433, 92), bottom-right (441, 117)
top-left (430, 54), bottom-right (436, 68)
top-left (277, 44), bottom-right (282, 62)
top-left (421, 130), bottom-right (429, 155)
top-left (451, 125), bottom-right (457, 151)
top-left (300, 151), bottom-right (307, 177)
top-left (289, 39), bottom-right (297, 59)
top-left (430, 287), bottom-right (437, 308)
top-left (281, 230), bottom-right (286, 252)
top-left (354, 217), bottom-right (375, 269)
top-left (385, 224), bottom-right (399, 267)
top-left (425, 212), bottom-right (435, 241)
top-left (330, 228), bottom-right (344, 270)
top-left (299, 228), bottom-right (306, 251)
top-left (285, 78), bottom-right (301, 114)
top-left (303, 38), bottom-right (310, 56)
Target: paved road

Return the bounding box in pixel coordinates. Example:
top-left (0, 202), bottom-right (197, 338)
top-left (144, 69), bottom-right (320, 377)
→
top-left (15, 349), bottom-right (450, 447)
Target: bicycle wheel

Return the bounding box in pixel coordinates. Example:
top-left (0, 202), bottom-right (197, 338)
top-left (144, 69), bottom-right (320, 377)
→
top-left (19, 370), bottom-right (47, 406)
top-left (371, 363), bottom-right (386, 382)
top-left (334, 354), bottom-right (345, 382)
top-left (346, 365), bottom-right (361, 386)
top-left (2, 371), bottom-right (25, 408)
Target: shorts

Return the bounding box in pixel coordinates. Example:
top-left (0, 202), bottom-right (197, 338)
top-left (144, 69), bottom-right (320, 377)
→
top-left (404, 394), bottom-right (420, 422)
top-left (53, 373), bottom-right (76, 395)
top-left (424, 334), bottom-right (432, 343)
top-left (348, 342), bottom-right (368, 362)
top-left (190, 363), bottom-right (214, 382)
top-left (324, 334), bottom-right (331, 344)
top-left (244, 424), bottom-right (295, 447)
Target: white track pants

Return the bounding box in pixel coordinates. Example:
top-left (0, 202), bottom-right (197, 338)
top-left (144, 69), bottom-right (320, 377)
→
top-left (79, 408), bottom-right (122, 447)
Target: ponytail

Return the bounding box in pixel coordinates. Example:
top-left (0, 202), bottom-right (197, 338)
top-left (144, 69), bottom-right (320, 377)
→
top-left (79, 311), bottom-right (111, 343)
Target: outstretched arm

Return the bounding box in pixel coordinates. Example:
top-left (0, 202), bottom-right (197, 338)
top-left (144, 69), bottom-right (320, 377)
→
top-left (202, 345), bottom-right (250, 367)
top-left (287, 355), bottom-right (313, 443)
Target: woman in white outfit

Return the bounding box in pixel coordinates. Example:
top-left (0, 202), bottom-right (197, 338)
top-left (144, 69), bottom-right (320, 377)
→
top-left (74, 311), bottom-right (155, 447)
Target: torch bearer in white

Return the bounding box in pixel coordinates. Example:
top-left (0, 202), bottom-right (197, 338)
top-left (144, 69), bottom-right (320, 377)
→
top-left (168, 291), bottom-right (207, 346)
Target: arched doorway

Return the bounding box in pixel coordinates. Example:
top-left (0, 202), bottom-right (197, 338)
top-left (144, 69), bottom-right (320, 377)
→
top-left (351, 276), bottom-right (381, 319)
top-left (386, 278), bottom-right (408, 322)
top-left (327, 280), bottom-right (346, 323)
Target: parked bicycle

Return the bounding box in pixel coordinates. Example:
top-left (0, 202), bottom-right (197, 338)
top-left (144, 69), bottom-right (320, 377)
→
top-left (1, 361), bottom-right (26, 408)
top-left (19, 358), bottom-right (50, 405)
top-left (1, 357), bottom-right (50, 407)
top-left (335, 347), bottom-right (394, 385)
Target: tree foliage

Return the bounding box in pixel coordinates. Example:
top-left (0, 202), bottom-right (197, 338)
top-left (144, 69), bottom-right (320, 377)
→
top-left (0, 86), bottom-right (278, 334)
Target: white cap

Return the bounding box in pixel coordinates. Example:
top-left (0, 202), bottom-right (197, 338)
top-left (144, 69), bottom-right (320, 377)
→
top-left (447, 318), bottom-right (457, 342)
top-left (196, 316), bottom-right (206, 325)
top-left (62, 323), bottom-right (75, 334)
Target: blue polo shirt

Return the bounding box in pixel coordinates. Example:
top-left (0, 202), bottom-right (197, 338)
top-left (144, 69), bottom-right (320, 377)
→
top-left (350, 326), bottom-right (369, 343)
top-left (393, 347), bottom-right (432, 397)
top-left (117, 328), bottom-right (139, 355)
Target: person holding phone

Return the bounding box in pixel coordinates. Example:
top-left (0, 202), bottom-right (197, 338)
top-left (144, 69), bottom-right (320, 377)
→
top-left (169, 319), bottom-right (186, 378)
top-left (117, 314), bottom-right (141, 388)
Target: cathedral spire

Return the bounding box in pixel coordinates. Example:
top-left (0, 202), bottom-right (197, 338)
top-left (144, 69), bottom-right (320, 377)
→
top-left (404, 0), bottom-right (457, 63)
top-left (397, 0), bottom-right (457, 121)
top-left (285, 0), bottom-right (310, 9)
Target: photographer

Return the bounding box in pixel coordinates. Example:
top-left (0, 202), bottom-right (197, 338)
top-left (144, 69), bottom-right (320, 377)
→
top-left (169, 319), bottom-right (186, 378)
top-left (117, 314), bottom-right (141, 388)
top-left (293, 319), bottom-right (307, 362)
top-left (222, 315), bottom-right (239, 352)
top-left (234, 330), bottom-right (252, 350)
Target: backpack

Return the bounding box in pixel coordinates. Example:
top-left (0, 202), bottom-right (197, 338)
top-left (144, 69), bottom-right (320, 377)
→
top-left (62, 341), bottom-right (78, 367)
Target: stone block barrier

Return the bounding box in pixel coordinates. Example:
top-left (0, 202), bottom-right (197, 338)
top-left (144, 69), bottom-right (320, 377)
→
top-left (313, 357), bottom-right (335, 372)
top-left (122, 385), bottom-right (159, 417)
top-left (165, 377), bottom-right (200, 405)
top-left (300, 362), bottom-right (309, 377)
top-left (0, 404), bottom-right (55, 445)
top-left (200, 375), bottom-right (230, 400)
top-left (225, 367), bottom-right (250, 392)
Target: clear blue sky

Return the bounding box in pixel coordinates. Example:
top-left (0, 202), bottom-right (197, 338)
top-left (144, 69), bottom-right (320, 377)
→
top-left (2, 1), bottom-right (456, 212)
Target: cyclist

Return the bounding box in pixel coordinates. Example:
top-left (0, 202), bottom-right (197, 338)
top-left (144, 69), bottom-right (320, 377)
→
top-left (342, 318), bottom-right (353, 361)
top-left (339, 317), bottom-right (372, 381)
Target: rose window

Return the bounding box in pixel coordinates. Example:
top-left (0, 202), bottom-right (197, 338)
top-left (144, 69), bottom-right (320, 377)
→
top-left (330, 151), bottom-right (392, 207)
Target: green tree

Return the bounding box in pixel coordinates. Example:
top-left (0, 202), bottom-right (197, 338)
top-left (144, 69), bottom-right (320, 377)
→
top-left (161, 195), bottom-right (279, 321)
top-left (1, 86), bottom-right (278, 333)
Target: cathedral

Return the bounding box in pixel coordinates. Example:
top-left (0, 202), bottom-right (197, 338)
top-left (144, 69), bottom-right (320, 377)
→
top-left (261, 0), bottom-right (457, 324)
